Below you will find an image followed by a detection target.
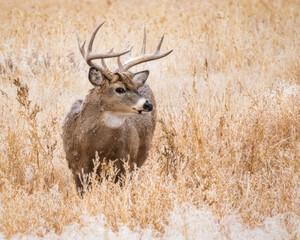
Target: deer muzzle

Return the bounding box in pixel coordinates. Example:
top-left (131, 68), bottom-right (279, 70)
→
top-left (133, 98), bottom-right (153, 114)
top-left (143, 100), bottom-right (153, 112)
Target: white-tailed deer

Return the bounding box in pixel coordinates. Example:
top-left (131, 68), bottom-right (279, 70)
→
top-left (62, 22), bottom-right (172, 189)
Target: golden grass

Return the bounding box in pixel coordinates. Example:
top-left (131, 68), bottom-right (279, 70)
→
top-left (0, 0), bottom-right (299, 238)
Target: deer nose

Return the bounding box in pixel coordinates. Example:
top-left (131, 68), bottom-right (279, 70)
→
top-left (143, 100), bottom-right (153, 112)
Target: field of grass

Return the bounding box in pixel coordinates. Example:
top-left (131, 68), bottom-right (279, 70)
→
top-left (0, 0), bottom-right (299, 239)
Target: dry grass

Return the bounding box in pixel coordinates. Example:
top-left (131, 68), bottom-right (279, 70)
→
top-left (0, 0), bottom-right (299, 238)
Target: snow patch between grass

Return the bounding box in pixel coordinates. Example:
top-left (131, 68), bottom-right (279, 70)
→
top-left (8, 205), bottom-right (300, 240)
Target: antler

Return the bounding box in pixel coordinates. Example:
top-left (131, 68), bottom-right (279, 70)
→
top-left (120, 28), bottom-right (173, 71)
top-left (77, 21), bottom-right (130, 78)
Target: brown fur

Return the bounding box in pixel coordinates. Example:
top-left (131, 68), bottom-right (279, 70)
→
top-left (62, 73), bottom-right (156, 189)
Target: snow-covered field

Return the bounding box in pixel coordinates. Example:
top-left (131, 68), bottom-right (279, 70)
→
top-left (8, 206), bottom-right (300, 240)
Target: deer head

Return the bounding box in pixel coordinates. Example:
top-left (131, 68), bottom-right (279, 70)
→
top-left (76, 21), bottom-right (172, 116)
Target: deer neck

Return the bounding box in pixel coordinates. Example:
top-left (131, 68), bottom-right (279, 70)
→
top-left (80, 91), bottom-right (130, 129)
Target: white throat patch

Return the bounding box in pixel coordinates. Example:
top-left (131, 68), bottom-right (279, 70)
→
top-left (102, 112), bottom-right (127, 129)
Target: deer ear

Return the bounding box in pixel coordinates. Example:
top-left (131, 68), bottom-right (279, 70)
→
top-left (88, 67), bottom-right (104, 86)
top-left (132, 70), bottom-right (149, 87)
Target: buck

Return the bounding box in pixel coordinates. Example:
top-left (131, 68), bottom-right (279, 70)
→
top-left (62, 22), bottom-right (172, 189)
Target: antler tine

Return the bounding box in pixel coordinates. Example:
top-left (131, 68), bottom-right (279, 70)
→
top-left (123, 34), bottom-right (173, 71)
top-left (117, 56), bottom-right (124, 72)
top-left (129, 46), bottom-right (133, 56)
top-left (87, 21), bottom-right (105, 54)
top-left (76, 34), bottom-right (86, 58)
top-left (101, 59), bottom-right (108, 69)
top-left (117, 46), bottom-right (132, 72)
top-left (156, 34), bottom-right (164, 52)
top-left (101, 48), bottom-right (114, 70)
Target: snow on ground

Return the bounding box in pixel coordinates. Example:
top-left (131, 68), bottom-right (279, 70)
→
top-left (8, 205), bottom-right (300, 240)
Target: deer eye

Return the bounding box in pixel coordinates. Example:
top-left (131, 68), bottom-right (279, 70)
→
top-left (115, 88), bottom-right (125, 94)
